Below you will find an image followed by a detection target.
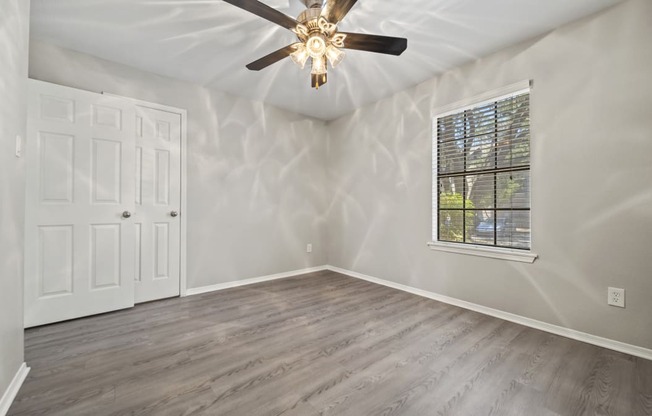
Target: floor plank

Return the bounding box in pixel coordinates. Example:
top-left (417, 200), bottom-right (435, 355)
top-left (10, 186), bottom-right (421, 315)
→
top-left (9, 270), bottom-right (652, 416)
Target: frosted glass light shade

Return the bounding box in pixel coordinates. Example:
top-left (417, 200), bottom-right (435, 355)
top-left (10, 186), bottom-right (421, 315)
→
top-left (311, 56), bottom-right (327, 75)
top-left (306, 35), bottom-right (327, 59)
top-left (325, 45), bottom-right (345, 68)
top-left (290, 43), bottom-right (309, 69)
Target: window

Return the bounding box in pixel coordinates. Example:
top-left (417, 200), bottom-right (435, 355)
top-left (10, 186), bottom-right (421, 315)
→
top-left (430, 83), bottom-right (535, 262)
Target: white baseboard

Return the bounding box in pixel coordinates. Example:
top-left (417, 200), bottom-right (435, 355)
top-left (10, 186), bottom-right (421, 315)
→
top-left (326, 265), bottom-right (652, 361)
top-left (0, 362), bottom-right (30, 416)
top-left (184, 266), bottom-right (329, 296)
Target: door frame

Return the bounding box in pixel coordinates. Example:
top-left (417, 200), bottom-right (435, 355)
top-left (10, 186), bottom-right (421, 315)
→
top-left (103, 92), bottom-right (188, 296)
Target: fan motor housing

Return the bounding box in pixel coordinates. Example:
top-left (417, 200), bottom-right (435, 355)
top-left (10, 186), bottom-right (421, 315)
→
top-left (297, 7), bottom-right (322, 24)
top-left (301, 0), bottom-right (322, 9)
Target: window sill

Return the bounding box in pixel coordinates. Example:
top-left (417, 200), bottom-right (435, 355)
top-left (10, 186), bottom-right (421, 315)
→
top-left (427, 241), bottom-right (538, 263)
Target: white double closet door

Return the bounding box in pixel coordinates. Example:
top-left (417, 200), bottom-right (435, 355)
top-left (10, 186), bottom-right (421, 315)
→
top-left (24, 80), bottom-right (182, 328)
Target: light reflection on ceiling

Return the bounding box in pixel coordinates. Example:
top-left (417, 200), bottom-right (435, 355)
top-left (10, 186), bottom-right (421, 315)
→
top-left (30, 0), bottom-right (622, 120)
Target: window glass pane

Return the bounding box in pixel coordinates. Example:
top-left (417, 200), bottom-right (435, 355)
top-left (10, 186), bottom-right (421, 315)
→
top-left (466, 210), bottom-right (495, 245)
top-left (497, 128), bottom-right (530, 168)
top-left (438, 179), bottom-right (465, 209)
top-left (437, 115), bottom-right (466, 146)
top-left (496, 210), bottom-right (531, 249)
top-left (438, 210), bottom-right (464, 243)
top-left (466, 135), bottom-right (494, 171)
top-left (466, 173), bottom-right (494, 210)
top-left (438, 138), bottom-right (465, 175)
top-left (496, 110), bottom-right (529, 131)
top-left (467, 106), bottom-right (496, 138)
top-left (497, 171), bottom-right (530, 209)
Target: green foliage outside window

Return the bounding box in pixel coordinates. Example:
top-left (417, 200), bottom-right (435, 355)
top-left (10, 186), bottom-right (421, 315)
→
top-left (439, 192), bottom-right (475, 242)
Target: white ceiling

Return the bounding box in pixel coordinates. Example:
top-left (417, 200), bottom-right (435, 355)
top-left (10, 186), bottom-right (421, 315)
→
top-left (30, 0), bottom-right (622, 120)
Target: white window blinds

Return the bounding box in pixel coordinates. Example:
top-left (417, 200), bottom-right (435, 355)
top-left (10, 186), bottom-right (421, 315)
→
top-left (434, 89), bottom-right (531, 250)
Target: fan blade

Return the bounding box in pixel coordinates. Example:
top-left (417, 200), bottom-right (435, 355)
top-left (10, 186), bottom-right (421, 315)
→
top-left (321, 0), bottom-right (358, 24)
top-left (223, 0), bottom-right (299, 30)
top-left (339, 32), bottom-right (407, 56)
top-left (246, 44), bottom-right (295, 71)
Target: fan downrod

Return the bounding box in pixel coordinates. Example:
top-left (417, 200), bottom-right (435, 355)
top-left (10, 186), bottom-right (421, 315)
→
top-left (301, 0), bottom-right (322, 9)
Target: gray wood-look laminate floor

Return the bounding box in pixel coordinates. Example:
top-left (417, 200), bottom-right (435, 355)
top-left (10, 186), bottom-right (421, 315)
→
top-left (9, 270), bottom-right (652, 416)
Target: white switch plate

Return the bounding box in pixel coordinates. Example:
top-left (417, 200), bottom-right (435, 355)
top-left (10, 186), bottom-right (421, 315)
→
top-left (15, 135), bottom-right (22, 158)
top-left (607, 287), bottom-right (625, 308)
top-left (306, 243), bottom-right (312, 253)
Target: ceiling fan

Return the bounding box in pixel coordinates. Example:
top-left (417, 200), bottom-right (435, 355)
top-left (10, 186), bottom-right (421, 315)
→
top-left (223, 0), bottom-right (408, 89)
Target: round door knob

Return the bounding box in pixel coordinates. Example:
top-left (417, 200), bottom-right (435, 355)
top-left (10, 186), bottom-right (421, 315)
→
top-left (122, 211), bottom-right (132, 219)
top-left (170, 211), bottom-right (179, 217)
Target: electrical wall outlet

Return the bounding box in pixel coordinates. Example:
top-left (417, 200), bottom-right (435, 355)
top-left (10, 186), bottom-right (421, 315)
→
top-left (306, 243), bottom-right (312, 253)
top-left (607, 287), bottom-right (625, 308)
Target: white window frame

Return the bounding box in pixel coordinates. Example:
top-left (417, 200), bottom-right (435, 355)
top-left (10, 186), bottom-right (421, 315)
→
top-left (428, 81), bottom-right (538, 263)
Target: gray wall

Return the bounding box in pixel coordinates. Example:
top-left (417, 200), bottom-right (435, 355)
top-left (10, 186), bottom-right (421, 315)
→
top-left (29, 40), bottom-right (329, 290)
top-left (0, 0), bottom-right (29, 395)
top-left (327, 0), bottom-right (652, 349)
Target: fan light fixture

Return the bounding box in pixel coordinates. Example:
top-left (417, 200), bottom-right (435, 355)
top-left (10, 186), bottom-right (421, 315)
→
top-left (227, 0), bottom-right (408, 91)
top-left (291, 15), bottom-right (346, 90)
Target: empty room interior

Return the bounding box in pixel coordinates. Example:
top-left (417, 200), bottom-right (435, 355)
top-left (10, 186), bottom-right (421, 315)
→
top-left (1, 0), bottom-right (652, 414)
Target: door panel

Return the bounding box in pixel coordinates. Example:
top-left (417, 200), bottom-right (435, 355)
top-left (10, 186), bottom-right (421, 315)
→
top-left (154, 150), bottom-right (170, 205)
top-left (92, 138), bottom-right (123, 204)
top-left (25, 79), bottom-right (136, 328)
top-left (90, 224), bottom-right (122, 289)
top-left (134, 106), bottom-right (181, 303)
top-left (38, 225), bottom-right (73, 297)
top-left (39, 94), bottom-right (75, 123)
top-left (92, 104), bottom-right (123, 129)
top-left (154, 222), bottom-right (169, 279)
top-left (39, 132), bottom-right (74, 204)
